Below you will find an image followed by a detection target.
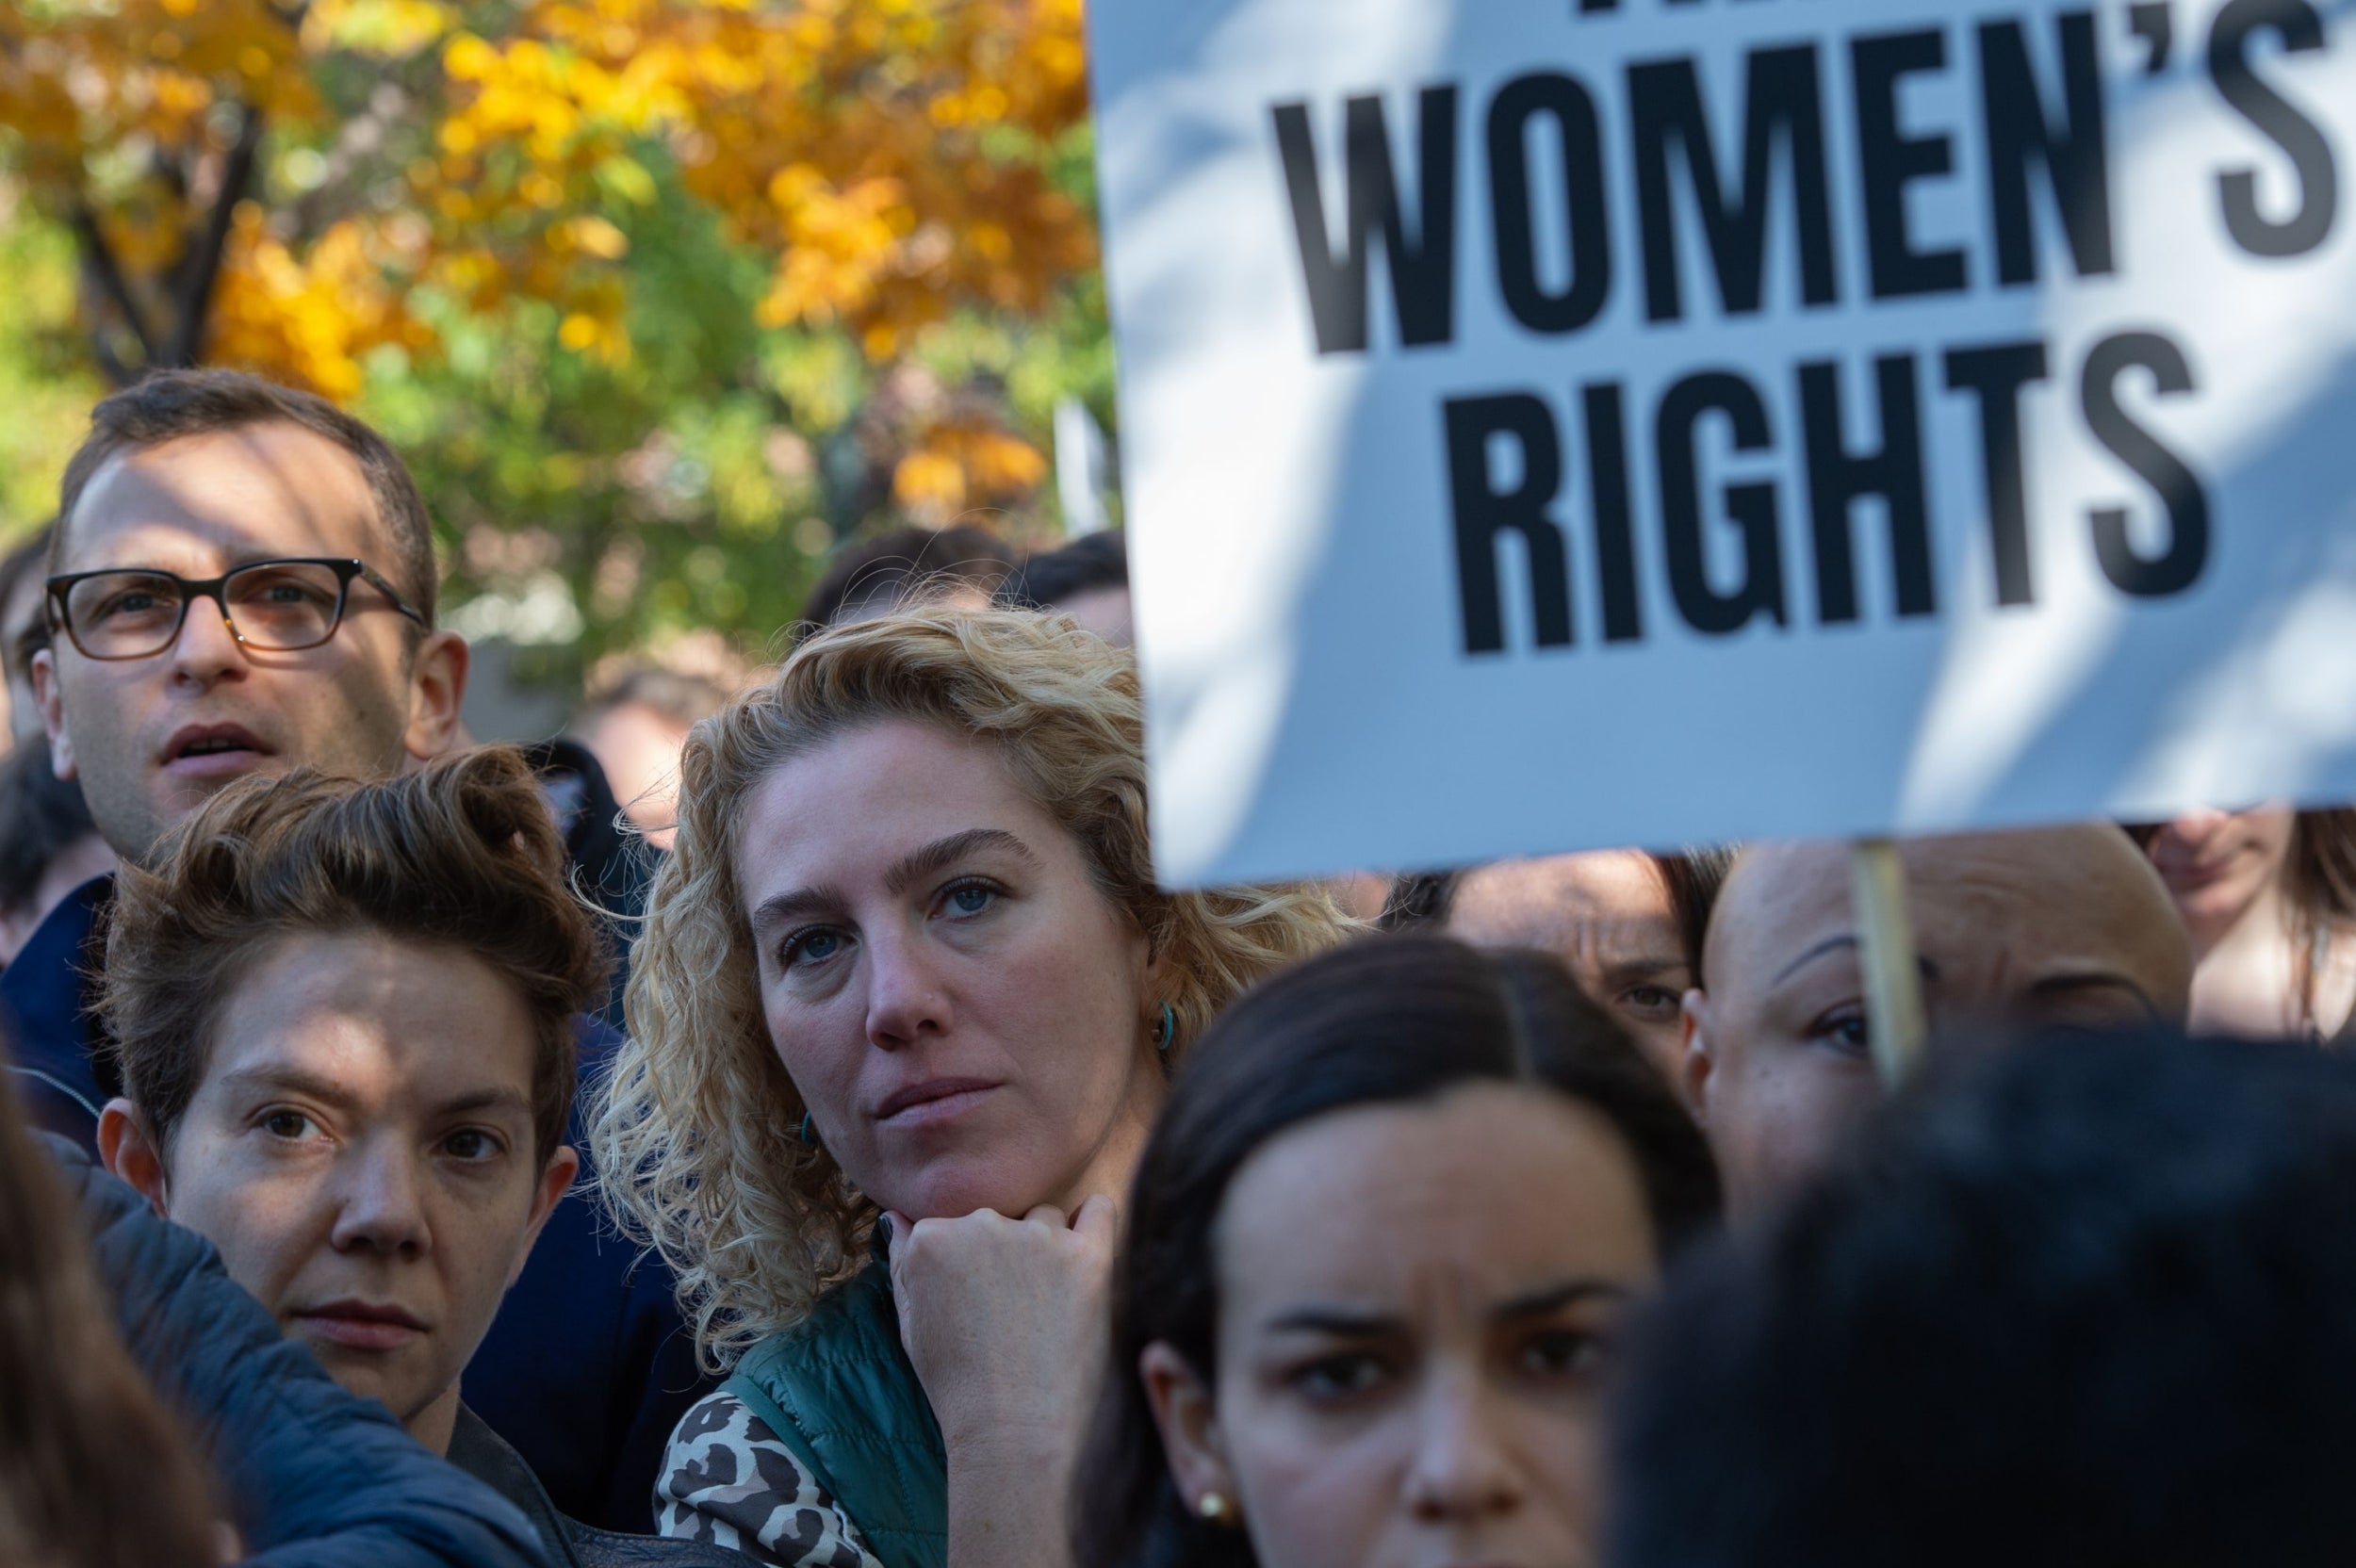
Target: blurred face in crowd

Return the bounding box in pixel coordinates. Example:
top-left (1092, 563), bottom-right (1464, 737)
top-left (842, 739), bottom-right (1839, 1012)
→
top-left (99, 931), bottom-right (573, 1455)
top-left (738, 718), bottom-right (1167, 1221)
top-left (1448, 852), bottom-right (1693, 1076)
top-left (1052, 585), bottom-right (1134, 647)
top-left (34, 422), bottom-right (467, 862)
top-left (2139, 805), bottom-right (2297, 953)
top-left (3, 558), bottom-right (48, 747)
top-left (1144, 1084), bottom-right (1656, 1568)
top-left (576, 698), bottom-right (693, 849)
top-left (1683, 826), bottom-right (2192, 1211)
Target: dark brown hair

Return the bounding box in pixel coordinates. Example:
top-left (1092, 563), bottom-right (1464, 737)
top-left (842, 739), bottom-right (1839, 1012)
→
top-left (54, 368), bottom-right (438, 624)
top-left (102, 746), bottom-right (607, 1162)
top-left (2287, 809), bottom-right (2356, 1034)
top-left (799, 523), bottom-right (1017, 630)
top-left (1656, 843), bottom-right (1739, 988)
top-left (1075, 935), bottom-right (1721, 1568)
top-left (0, 1059), bottom-right (221, 1568)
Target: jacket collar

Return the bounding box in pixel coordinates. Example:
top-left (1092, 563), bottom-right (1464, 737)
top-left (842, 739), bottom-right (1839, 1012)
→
top-left (0, 873), bottom-right (115, 1144)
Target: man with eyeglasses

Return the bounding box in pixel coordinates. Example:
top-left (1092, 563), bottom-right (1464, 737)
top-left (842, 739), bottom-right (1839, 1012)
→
top-left (4, 368), bottom-right (707, 1536)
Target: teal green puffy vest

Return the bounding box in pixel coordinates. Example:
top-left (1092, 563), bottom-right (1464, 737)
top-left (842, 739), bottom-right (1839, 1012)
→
top-left (721, 1256), bottom-right (947, 1568)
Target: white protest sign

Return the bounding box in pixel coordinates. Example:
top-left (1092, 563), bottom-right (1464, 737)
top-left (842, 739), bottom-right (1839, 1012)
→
top-left (1088, 0), bottom-right (2356, 888)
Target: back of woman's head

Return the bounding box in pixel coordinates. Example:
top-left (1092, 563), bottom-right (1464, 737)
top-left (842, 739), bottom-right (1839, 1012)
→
top-left (597, 609), bottom-right (1357, 1370)
top-left (0, 1062), bottom-right (218, 1568)
top-left (1080, 934), bottom-right (1720, 1568)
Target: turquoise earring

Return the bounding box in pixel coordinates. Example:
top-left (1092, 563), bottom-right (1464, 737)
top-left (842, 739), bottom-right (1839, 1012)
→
top-left (1153, 1002), bottom-right (1176, 1054)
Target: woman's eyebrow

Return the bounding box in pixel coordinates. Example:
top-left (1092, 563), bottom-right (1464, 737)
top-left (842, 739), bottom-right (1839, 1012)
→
top-left (882, 827), bottom-right (1039, 896)
top-left (749, 883), bottom-right (848, 936)
top-left (1773, 935), bottom-right (1942, 988)
top-left (1262, 1305), bottom-right (1402, 1337)
top-left (1492, 1279), bottom-right (1631, 1323)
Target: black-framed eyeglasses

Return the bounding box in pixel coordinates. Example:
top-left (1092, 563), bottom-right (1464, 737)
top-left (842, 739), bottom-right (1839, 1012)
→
top-left (45, 558), bottom-right (427, 662)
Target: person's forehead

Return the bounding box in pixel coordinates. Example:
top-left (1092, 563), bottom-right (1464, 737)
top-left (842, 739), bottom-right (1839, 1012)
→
top-left (1902, 831), bottom-right (2152, 944)
top-left (201, 933), bottom-right (539, 1110)
top-left (588, 700), bottom-right (693, 750)
top-left (62, 423), bottom-right (387, 572)
top-left (1704, 842), bottom-right (1850, 981)
top-left (738, 720), bottom-right (1068, 896)
top-left (1451, 851), bottom-right (1674, 943)
top-left (1215, 1086), bottom-right (1654, 1315)
top-left (1712, 831), bottom-right (2170, 990)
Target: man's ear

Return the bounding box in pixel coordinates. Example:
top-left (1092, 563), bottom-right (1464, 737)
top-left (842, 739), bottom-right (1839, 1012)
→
top-left (1679, 988), bottom-right (1716, 1127)
top-left (505, 1141), bottom-right (580, 1290)
top-left (1140, 1340), bottom-right (1238, 1526)
top-left (31, 647), bottom-right (74, 781)
top-left (98, 1098), bottom-right (171, 1217)
top-left (401, 630), bottom-right (470, 762)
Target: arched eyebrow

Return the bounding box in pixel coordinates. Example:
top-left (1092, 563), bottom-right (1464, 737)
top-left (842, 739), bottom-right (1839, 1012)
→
top-left (750, 883), bottom-right (849, 938)
top-left (750, 828), bottom-right (1044, 937)
top-left (1772, 935), bottom-right (1941, 988)
top-left (1491, 1279), bottom-right (1631, 1323)
top-left (1262, 1281), bottom-right (1629, 1338)
top-left (882, 827), bottom-right (1040, 896)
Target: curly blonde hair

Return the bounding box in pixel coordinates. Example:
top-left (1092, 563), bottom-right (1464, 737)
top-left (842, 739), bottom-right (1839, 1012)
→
top-left (592, 610), bottom-right (1356, 1372)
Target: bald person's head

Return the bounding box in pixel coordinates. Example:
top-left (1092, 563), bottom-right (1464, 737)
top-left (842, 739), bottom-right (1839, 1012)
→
top-left (1683, 824), bottom-right (2192, 1211)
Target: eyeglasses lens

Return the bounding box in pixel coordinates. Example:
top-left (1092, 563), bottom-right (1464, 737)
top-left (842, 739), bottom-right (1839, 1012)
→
top-left (224, 563), bottom-right (343, 648)
top-left (65, 563), bottom-right (345, 657)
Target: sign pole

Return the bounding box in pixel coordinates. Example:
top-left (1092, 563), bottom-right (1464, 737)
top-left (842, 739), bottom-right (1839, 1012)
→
top-left (1849, 838), bottom-right (1927, 1089)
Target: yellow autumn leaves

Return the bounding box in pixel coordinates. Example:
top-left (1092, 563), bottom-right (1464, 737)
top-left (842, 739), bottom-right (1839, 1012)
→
top-left (5, 0), bottom-right (1098, 520)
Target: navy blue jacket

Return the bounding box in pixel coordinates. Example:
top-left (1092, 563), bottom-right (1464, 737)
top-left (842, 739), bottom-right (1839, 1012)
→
top-left (47, 1132), bottom-right (557, 1567)
top-left (2, 873), bottom-right (711, 1533)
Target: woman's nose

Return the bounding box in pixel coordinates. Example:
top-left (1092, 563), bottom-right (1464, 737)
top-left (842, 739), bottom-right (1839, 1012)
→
top-left (861, 926), bottom-right (954, 1047)
top-left (1401, 1369), bottom-right (1524, 1526)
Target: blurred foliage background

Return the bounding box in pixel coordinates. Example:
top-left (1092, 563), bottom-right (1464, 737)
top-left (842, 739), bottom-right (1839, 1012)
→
top-left (0, 0), bottom-right (1114, 690)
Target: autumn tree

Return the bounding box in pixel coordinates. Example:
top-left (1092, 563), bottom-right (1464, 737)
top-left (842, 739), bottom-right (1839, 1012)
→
top-left (0, 0), bottom-right (1109, 666)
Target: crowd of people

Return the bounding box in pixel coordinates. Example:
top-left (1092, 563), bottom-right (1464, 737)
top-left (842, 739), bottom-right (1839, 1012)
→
top-left (6, 365), bottom-right (2356, 1568)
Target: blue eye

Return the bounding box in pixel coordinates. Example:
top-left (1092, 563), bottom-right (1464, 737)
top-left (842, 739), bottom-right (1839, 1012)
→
top-left (945, 883), bottom-right (994, 916)
top-left (782, 927), bottom-right (845, 969)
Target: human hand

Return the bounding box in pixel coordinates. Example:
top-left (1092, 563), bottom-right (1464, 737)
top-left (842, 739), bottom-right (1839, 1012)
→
top-left (884, 1194), bottom-right (1119, 1458)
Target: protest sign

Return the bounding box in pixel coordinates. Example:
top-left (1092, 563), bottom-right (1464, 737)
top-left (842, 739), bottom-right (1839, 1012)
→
top-left (1088, 0), bottom-right (2356, 888)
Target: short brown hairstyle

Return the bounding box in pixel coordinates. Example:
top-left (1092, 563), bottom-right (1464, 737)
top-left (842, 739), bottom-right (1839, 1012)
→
top-left (101, 747), bottom-right (606, 1162)
top-left (54, 368), bottom-right (438, 624)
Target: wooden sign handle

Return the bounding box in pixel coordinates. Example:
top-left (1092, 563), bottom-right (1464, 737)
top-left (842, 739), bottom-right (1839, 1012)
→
top-left (1849, 838), bottom-right (1927, 1088)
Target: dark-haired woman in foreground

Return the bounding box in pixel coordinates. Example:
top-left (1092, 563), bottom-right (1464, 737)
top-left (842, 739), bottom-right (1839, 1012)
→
top-left (1079, 936), bottom-right (1720, 1568)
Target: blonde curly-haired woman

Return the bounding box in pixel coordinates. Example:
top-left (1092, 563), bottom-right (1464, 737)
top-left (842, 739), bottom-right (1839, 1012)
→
top-left (594, 610), bottom-right (1354, 1568)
